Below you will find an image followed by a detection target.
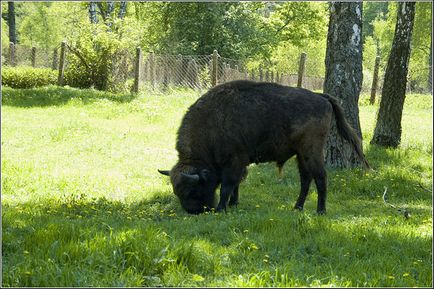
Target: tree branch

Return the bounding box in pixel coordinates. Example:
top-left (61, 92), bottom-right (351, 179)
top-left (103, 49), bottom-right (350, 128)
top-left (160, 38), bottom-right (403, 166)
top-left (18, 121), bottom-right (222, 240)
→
top-left (382, 187), bottom-right (410, 219)
top-left (65, 43), bottom-right (90, 70)
top-left (418, 182), bottom-right (432, 193)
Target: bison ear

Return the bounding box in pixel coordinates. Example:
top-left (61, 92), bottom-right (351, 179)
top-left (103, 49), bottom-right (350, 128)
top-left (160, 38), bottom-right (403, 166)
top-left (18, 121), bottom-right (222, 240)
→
top-left (199, 169), bottom-right (210, 182)
top-left (158, 169), bottom-right (171, 176)
top-left (180, 172), bottom-right (200, 183)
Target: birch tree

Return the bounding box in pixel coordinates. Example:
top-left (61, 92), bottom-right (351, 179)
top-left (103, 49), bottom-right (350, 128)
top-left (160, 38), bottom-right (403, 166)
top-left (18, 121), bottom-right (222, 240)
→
top-left (371, 2), bottom-right (416, 147)
top-left (323, 2), bottom-right (365, 168)
top-left (7, 1), bottom-right (16, 44)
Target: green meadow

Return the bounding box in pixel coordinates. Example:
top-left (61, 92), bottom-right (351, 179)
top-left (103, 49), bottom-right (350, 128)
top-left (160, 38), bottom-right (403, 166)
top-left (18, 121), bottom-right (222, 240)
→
top-left (1, 86), bottom-right (432, 287)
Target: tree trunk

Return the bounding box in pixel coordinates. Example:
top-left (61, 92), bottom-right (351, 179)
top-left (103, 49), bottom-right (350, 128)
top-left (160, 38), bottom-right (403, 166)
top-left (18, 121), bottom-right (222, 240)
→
top-left (7, 2), bottom-right (16, 44)
top-left (89, 2), bottom-right (98, 24)
top-left (118, 2), bottom-right (127, 19)
top-left (324, 2), bottom-right (364, 168)
top-left (371, 2), bottom-right (416, 148)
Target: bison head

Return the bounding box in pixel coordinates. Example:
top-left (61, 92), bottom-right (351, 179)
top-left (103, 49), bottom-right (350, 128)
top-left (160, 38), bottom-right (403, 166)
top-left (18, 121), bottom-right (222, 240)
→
top-left (158, 163), bottom-right (218, 214)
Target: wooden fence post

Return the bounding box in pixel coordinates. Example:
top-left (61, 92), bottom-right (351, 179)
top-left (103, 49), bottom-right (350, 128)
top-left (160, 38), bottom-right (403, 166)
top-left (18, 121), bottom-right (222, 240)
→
top-left (211, 50), bottom-right (218, 86)
top-left (162, 61), bottom-right (170, 91)
top-left (250, 69), bottom-right (255, 81)
top-left (271, 70), bottom-right (274, 82)
top-left (31, 47), bottom-right (36, 67)
top-left (297, 52), bottom-right (307, 88)
top-left (187, 59), bottom-right (199, 88)
top-left (370, 55), bottom-right (381, 105)
top-left (259, 66), bottom-right (263, 81)
top-left (57, 41), bottom-right (66, 86)
top-left (9, 42), bottom-right (16, 67)
top-left (52, 48), bottom-right (58, 70)
top-left (222, 62), bottom-right (227, 83)
top-left (132, 47), bottom-right (142, 93)
top-left (144, 59), bottom-right (149, 82)
top-left (150, 52), bottom-right (155, 89)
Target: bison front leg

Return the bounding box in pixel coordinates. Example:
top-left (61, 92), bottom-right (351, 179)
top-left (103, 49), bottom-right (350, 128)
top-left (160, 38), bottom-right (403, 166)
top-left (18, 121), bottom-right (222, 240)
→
top-left (216, 183), bottom-right (237, 212)
top-left (228, 185), bottom-right (239, 207)
top-left (217, 167), bottom-right (244, 212)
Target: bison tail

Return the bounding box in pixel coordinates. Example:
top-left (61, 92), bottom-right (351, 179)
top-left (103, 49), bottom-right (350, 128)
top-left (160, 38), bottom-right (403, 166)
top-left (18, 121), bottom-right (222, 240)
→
top-left (320, 93), bottom-right (371, 170)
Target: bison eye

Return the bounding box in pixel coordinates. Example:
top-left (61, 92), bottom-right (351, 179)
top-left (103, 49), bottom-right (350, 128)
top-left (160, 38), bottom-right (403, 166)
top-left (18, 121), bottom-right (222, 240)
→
top-left (199, 169), bottom-right (210, 181)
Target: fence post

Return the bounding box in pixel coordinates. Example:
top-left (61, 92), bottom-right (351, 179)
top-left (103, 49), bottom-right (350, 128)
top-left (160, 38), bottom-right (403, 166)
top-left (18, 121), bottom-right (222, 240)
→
top-left (224, 63), bottom-right (229, 82)
top-left (212, 50), bottom-right (218, 87)
top-left (150, 52), bottom-right (155, 89)
top-left (31, 47), bottom-right (36, 67)
top-left (9, 42), bottom-right (16, 67)
top-left (297, 52), bottom-right (307, 88)
top-left (265, 70), bottom-right (270, 82)
top-left (132, 47), bottom-right (142, 93)
top-left (57, 41), bottom-right (66, 86)
top-left (144, 59), bottom-right (149, 82)
top-left (370, 55), bottom-right (381, 105)
top-left (250, 69), bottom-right (255, 81)
top-left (52, 48), bottom-right (58, 70)
top-left (259, 66), bottom-right (263, 81)
top-left (187, 59), bottom-right (199, 88)
top-left (222, 62), bottom-right (227, 83)
top-left (162, 61), bottom-right (169, 91)
top-left (271, 71), bottom-right (274, 82)
top-left (275, 72), bottom-right (279, 84)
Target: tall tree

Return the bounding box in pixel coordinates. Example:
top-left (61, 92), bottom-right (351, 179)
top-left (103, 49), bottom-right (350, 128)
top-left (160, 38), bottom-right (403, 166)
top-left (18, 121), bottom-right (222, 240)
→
top-left (89, 2), bottom-right (98, 24)
top-left (362, 1), bottom-right (388, 40)
top-left (118, 1), bottom-right (127, 19)
top-left (323, 2), bottom-right (365, 168)
top-left (371, 2), bottom-right (416, 147)
top-left (7, 1), bottom-right (16, 44)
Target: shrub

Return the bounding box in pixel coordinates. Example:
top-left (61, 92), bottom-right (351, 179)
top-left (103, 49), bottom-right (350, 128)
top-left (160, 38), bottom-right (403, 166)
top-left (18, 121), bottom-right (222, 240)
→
top-left (2, 66), bottom-right (57, 89)
top-left (63, 20), bottom-right (138, 93)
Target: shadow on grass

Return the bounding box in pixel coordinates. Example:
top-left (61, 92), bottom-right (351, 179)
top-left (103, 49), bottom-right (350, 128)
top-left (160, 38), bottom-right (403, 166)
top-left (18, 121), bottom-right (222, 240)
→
top-left (1, 85), bottom-right (138, 108)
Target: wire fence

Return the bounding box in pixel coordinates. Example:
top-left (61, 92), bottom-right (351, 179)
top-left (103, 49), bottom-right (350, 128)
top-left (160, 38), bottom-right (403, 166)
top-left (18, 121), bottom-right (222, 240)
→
top-left (138, 51), bottom-right (325, 92)
top-left (2, 42), bottom-right (432, 95)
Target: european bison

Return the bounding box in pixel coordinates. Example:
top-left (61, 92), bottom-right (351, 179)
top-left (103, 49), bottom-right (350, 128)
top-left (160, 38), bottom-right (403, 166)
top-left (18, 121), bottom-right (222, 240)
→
top-left (159, 80), bottom-right (369, 214)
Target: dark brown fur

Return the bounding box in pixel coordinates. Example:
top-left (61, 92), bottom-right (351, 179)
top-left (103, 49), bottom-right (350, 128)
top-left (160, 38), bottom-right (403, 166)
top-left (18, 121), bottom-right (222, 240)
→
top-left (159, 80), bottom-right (368, 214)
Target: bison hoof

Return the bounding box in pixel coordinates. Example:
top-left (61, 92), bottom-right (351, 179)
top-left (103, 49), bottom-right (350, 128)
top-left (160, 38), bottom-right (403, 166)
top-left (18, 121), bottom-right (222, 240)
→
top-left (316, 209), bottom-right (326, 215)
top-left (216, 205), bottom-right (227, 213)
top-left (294, 205), bottom-right (304, 211)
top-left (228, 200), bottom-right (239, 207)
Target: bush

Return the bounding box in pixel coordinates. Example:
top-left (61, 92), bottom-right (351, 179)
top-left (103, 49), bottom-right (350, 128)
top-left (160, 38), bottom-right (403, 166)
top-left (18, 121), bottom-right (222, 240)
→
top-left (2, 66), bottom-right (57, 89)
top-left (63, 20), bottom-right (138, 93)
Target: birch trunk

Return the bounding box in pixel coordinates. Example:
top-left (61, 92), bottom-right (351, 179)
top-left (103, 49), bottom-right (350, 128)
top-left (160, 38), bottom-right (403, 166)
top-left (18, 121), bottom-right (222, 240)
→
top-left (324, 2), bottom-right (364, 168)
top-left (371, 2), bottom-right (416, 147)
top-left (7, 2), bottom-right (16, 44)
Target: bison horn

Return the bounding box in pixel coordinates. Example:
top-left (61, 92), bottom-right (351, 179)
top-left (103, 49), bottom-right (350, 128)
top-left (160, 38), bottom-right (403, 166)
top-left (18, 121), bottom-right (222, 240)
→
top-left (158, 169), bottom-right (170, 176)
top-left (180, 172), bottom-right (200, 182)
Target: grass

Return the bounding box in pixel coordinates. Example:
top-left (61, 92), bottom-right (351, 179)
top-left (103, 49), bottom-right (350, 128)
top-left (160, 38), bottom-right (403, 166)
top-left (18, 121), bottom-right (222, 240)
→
top-left (1, 85), bottom-right (432, 287)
